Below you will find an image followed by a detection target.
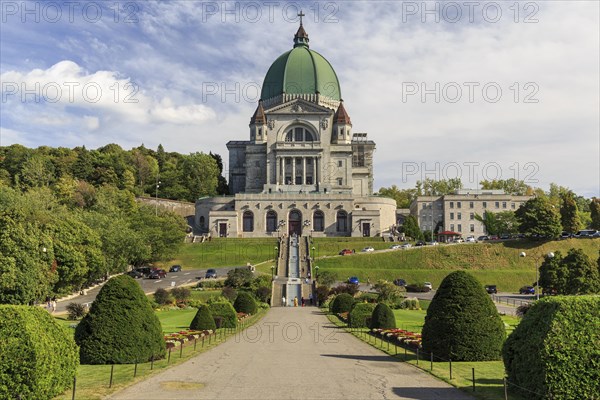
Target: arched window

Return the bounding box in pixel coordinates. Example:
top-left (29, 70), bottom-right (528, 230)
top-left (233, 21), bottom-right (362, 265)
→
top-left (336, 210), bottom-right (348, 232)
top-left (243, 211), bottom-right (254, 232)
top-left (266, 211), bottom-right (277, 233)
top-left (284, 126), bottom-right (315, 142)
top-left (313, 210), bottom-right (324, 232)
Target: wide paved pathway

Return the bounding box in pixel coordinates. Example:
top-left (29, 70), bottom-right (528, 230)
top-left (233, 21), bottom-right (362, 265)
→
top-left (110, 307), bottom-right (472, 400)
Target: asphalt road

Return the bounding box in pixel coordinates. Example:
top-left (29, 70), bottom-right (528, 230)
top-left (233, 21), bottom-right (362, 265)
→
top-left (110, 307), bottom-right (473, 400)
top-left (54, 267), bottom-right (237, 313)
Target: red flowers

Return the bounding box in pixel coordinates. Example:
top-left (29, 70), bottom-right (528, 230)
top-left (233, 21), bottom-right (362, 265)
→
top-left (371, 328), bottom-right (422, 349)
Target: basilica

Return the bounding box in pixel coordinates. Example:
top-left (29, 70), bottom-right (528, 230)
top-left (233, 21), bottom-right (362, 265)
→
top-left (195, 21), bottom-right (397, 238)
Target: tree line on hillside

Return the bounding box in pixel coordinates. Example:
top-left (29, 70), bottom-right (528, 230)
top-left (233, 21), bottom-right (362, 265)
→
top-left (0, 143), bottom-right (229, 203)
top-left (0, 185), bottom-right (187, 305)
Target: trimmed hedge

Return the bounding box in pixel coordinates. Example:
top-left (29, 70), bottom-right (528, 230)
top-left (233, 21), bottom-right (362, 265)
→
top-left (329, 293), bottom-right (355, 314)
top-left (349, 303), bottom-right (375, 328)
top-left (370, 303), bottom-right (396, 329)
top-left (190, 305), bottom-right (216, 331)
top-left (421, 271), bottom-right (505, 361)
top-left (75, 275), bottom-right (166, 364)
top-left (503, 296), bottom-right (600, 399)
top-left (0, 305), bottom-right (79, 399)
top-left (209, 302), bottom-right (237, 328)
top-left (233, 291), bottom-right (257, 314)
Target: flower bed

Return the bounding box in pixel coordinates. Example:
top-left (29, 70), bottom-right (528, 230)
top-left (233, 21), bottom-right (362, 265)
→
top-left (164, 330), bottom-right (213, 349)
top-left (337, 312), bottom-right (349, 323)
top-left (237, 312), bottom-right (250, 322)
top-left (371, 328), bottom-right (422, 349)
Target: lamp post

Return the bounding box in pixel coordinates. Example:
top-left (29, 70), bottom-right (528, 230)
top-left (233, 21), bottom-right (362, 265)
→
top-left (271, 265), bottom-right (275, 281)
top-left (520, 251), bottom-right (555, 300)
top-left (312, 246), bottom-right (316, 260)
top-left (315, 266), bottom-right (320, 281)
top-left (155, 175), bottom-right (161, 216)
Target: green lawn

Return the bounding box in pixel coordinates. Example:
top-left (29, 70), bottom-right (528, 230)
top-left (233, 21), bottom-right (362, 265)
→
top-left (154, 238), bottom-right (279, 271)
top-left (314, 238), bottom-right (600, 292)
top-left (393, 308), bottom-right (519, 334)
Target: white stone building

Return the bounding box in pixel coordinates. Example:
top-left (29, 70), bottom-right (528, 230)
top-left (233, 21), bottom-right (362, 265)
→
top-left (195, 22), bottom-right (397, 238)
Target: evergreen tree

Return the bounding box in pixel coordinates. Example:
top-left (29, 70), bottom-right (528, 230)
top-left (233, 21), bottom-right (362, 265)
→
top-left (401, 215), bottom-right (423, 240)
top-left (590, 198), bottom-right (600, 230)
top-left (538, 251), bottom-right (568, 294)
top-left (190, 305), bottom-right (216, 331)
top-left (369, 303), bottom-right (396, 329)
top-left (560, 192), bottom-right (581, 233)
top-left (563, 248), bottom-right (600, 295)
top-left (421, 271), bottom-right (505, 361)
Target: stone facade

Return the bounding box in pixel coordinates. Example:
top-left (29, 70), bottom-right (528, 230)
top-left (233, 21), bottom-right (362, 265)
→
top-left (194, 23), bottom-right (397, 238)
top-left (410, 189), bottom-right (532, 238)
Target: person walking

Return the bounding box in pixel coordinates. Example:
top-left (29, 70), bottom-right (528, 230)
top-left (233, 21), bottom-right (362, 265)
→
top-left (301, 296), bottom-right (305, 307)
top-left (293, 296), bottom-right (298, 307)
top-left (282, 296), bottom-right (286, 307)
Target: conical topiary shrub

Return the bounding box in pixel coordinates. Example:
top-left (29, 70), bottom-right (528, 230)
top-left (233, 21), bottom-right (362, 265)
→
top-left (75, 275), bottom-right (166, 364)
top-left (0, 305), bottom-right (79, 399)
top-left (190, 305), bottom-right (216, 331)
top-left (233, 291), bottom-right (257, 314)
top-left (209, 302), bottom-right (237, 328)
top-left (370, 303), bottom-right (396, 329)
top-left (349, 302), bottom-right (375, 328)
top-left (421, 271), bottom-right (505, 361)
top-left (330, 293), bottom-right (355, 314)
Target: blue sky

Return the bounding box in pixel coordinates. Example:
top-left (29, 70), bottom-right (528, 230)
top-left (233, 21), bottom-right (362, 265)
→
top-left (1, 1), bottom-right (599, 197)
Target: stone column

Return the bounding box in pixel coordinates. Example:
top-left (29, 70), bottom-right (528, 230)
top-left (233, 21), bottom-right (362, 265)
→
top-left (275, 156), bottom-right (280, 185)
top-left (302, 157), bottom-right (306, 185)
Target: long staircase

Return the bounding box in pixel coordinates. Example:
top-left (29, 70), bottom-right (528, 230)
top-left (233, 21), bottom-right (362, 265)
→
top-left (271, 236), bottom-right (315, 307)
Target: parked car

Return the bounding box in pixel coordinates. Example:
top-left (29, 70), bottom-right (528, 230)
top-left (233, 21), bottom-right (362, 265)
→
top-left (390, 244), bottom-right (401, 250)
top-left (169, 265), bottom-right (182, 272)
top-left (148, 269), bottom-right (167, 279)
top-left (453, 238), bottom-right (464, 243)
top-left (423, 282), bottom-right (433, 290)
top-left (499, 234), bottom-right (511, 240)
top-left (465, 236), bottom-right (477, 243)
top-left (478, 235), bottom-right (489, 241)
top-left (488, 235), bottom-right (499, 240)
top-left (348, 276), bottom-right (360, 285)
top-left (135, 266), bottom-right (152, 277)
top-left (400, 243), bottom-right (412, 249)
top-left (519, 286), bottom-right (535, 295)
top-left (414, 241), bottom-right (425, 247)
top-left (393, 278), bottom-right (407, 287)
top-left (361, 247), bottom-right (375, 252)
top-left (575, 229), bottom-right (598, 238)
top-left (205, 268), bottom-right (217, 279)
top-left (426, 241), bottom-right (439, 246)
top-left (339, 249), bottom-right (353, 255)
top-left (485, 285), bottom-right (497, 294)
top-left (127, 269), bottom-right (144, 279)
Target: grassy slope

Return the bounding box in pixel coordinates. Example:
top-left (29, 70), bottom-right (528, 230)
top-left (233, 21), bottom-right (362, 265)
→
top-left (314, 238), bottom-right (600, 292)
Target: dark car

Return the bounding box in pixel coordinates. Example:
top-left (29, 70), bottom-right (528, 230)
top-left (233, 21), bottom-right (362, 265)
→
top-left (348, 276), bottom-right (359, 285)
top-left (148, 269), bottom-right (167, 279)
top-left (519, 286), bottom-right (535, 295)
top-left (393, 278), bottom-right (407, 287)
top-left (339, 249), bottom-right (353, 255)
top-left (169, 265), bottom-right (182, 272)
top-left (136, 266), bottom-right (152, 277)
top-left (485, 285), bottom-right (497, 294)
top-left (478, 235), bottom-right (489, 241)
top-left (127, 269), bottom-right (144, 279)
top-left (414, 241), bottom-right (425, 247)
top-left (205, 269), bottom-right (217, 279)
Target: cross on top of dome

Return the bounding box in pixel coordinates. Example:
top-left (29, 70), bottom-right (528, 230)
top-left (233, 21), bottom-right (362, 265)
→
top-left (294, 10), bottom-right (309, 48)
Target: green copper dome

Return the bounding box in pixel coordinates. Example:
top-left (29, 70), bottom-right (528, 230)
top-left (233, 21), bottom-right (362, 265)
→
top-left (260, 26), bottom-right (341, 101)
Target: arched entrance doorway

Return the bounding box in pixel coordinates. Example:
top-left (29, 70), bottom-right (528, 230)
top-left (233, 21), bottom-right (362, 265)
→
top-left (288, 210), bottom-right (302, 236)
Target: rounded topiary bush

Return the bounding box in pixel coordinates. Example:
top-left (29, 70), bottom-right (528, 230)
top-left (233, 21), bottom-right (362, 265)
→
top-left (421, 271), bottom-right (505, 361)
top-left (190, 305), bottom-right (216, 331)
top-left (503, 296), bottom-right (600, 400)
top-left (0, 305), bottom-right (79, 399)
top-left (370, 303), bottom-right (396, 329)
top-left (209, 302), bottom-right (237, 328)
top-left (329, 293), bottom-right (355, 314)
top-left (233, 291), bottom-right (257, 314)
top-left (349, 303), bottom-right (375, 328)
top-left (75, 275), bottom-right (166, 364)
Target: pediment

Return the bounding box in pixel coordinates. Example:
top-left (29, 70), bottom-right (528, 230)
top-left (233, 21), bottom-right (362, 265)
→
top-left (267, 98), bottom-right (332, 115)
